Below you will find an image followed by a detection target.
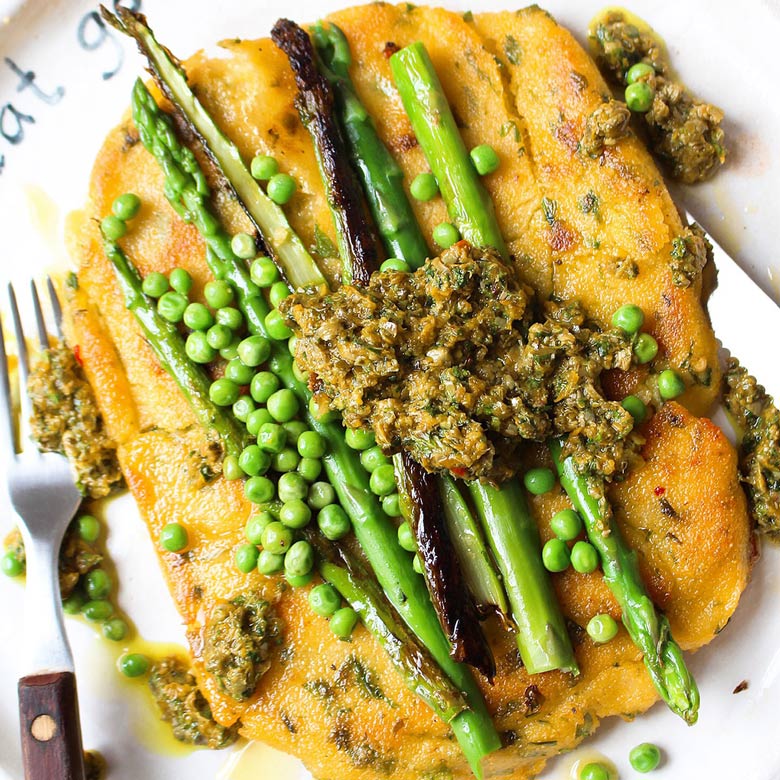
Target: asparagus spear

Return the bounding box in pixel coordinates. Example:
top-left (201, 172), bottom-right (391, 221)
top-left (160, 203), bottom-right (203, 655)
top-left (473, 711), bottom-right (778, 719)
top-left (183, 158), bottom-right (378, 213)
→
top-left (391, 41), bottom-right (699, 722)
top-left (130, 77), bottom-right (501, 775)
top-left (468, 480), bottom-right (577, 675)
top-left (312, 22), bottom-right (430, 268)
top-left (102, 236), bottom-right (247, 459)
top-left (305, 530), bottom-right (469, 723)
top-left (274, 20), bottom-right (495, 680)
top-left (101, 6), bottom-right (325, 292)
top-left (550, 441), bottom-right (700, 724)
top-left (271, 18), bottom-right (380, 285)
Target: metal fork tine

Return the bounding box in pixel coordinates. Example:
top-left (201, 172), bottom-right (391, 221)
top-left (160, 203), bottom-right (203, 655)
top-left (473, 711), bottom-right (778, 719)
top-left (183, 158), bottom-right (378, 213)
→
top-left (46, 276), bottom-right (64, 339)
top-left (0, 314), bottom-right (17, 459)
top-left (30, 280), bottom-right (49, 349)
top-left (9, 283), bottom-right (34, 454)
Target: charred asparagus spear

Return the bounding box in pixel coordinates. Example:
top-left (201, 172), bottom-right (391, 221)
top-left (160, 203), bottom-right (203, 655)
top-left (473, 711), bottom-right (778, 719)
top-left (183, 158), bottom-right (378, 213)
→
top-left (391, 40), bottom-right (699, 722)
top-left (127, 75), bottom-right (501, 774)
top-left (273, 19), bottom-right (495, 681)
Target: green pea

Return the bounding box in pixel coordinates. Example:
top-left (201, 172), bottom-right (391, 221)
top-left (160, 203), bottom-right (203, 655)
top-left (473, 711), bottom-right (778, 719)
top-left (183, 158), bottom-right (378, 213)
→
top-left (297, 457), bottom-right (321, 483)
top-left (183, 302), bottom-right (214, 331)
top-left (142, 271), bottom-right (169, 298)
top-left (257, 549), bottom-right (285, 575)
top-left (231, 232), bottom-right (256, 260)
top-left (218, 336), bottom-right (240, 361)
top-left (257, 422), bottom-right (286, 454)
top-left (550, 508), bottom-right (582, 541)
top-left (100, 215), bottom-right (127, 241)
top-left (292, 362), bottom-right (309, 384)
top-left (62, 592), bottom-right (85, 614)
top-left (273, 447), bottom-right (301, 473)
top-left (102, 617), bottom-right (128, 642)
top-left (284, 540), bottom-right (314, 577)
top-left (82, 599), bottom-right (113, 622)
top-left (621, 394), bottom-right (647, 424)
top-left (297, 431), bottom-right (325, 459)
top-left (251, 154), bottom-right (279, 180)
top-left (245, 512), bottom-right (274, 544)
top-left (625, 81), bottom-right (654, 112)
top-left (206, 323), bottom-right (233, 351)
top-left (238, 336), bottom-right (270, 368)
top-left (432, 222), bottom-right (460, 249)
top-left (209, 378), bottom-right (240, 407)
top-left (360, 445), bottom-right (389, 473)
top-left (157, 291), bottom-right (188, 323)
top-left (524, 467), bottom-right (556, 495)
top-left (85, 569), bottom-right (112, 600)
top-left (160, 522), bottom-right (188, 552)
top-left (626, 62), bottom-right (655, 84)
top-left (249, 372), bottom-right (278, 404)
top-left (265, 309), bottom-right (292, 340)
top-left (283, 420), bottom-right (309, 446)
top-left (168, 268), bottom-right (193, 295)
top-left (269, 281), bottom-right (291, 309)
top-left (77, 514), bottom-right (100, 543)
top-left (410, 172), bottom-right (439, 202)
top-left (246, 408), bottom-right (274, 437)
top-left (223, 358), bottom-right (252, 387)
top-left (278, 473), bottom-right (308, 503)
top-left (238, 445), bottom-right (270, 477)
top-left (369, 463), bottom-right (396, 496)
top-left (587, 613), bottom-right (619, 644)
top-left (345, 427), bottom-right (375, 450)
top-left (380, 258), bottom-right (411, 273)
top-left (235, 543), bottom-right (260, 573)
top-left (232, 396), bottom-right (256, 423)
top-left (286, 571), bottom-right (314, 587)
top-left (185, 331), bottom-right (217, 364)
top-left (330, 606), bottom-right (359, 639)
top-left (112, 193), bottom-right (141, 221)
top-left (579, 763), bottom-right (611, 780)
top-left (119, 653), bottom-right (149, 678)
top-left (309, 583), bottom-right (341, 617)
top-left (382, 493), bottom-right (401, 517)
top-left (397, 522), bottom-right (416, 552)
top-left (629, 743), bottom-right (661, 773)
top-left (222, 454), bottom-right (243, 481)
top-left (633, 332), bottom-right (659, 364)
top-left (611, 303), bottom-right (644, 334)
top-left (204, 280), bottom-right (234, 309)
top-left (307, 481), bottom-right (335, 510)
top-left (245, 475), bottom-right (276, 505)
top-left (1, 551), bottom-right (23, 577)
top-left (469, 144), bottom-right (500, 175)
top-left (267, 388), bottom-right (299, 422)
top-left (216, 306), bottom-right (244, 331)
top-left (308, 396), bottom-right (339, 423)
top-left (267, 173), bottom-right (297, 205)
top-left (412, 554), bottom-right (424, 575)
top-left (250, 257), bottom-right (280, 287)
top-left (318, 504), bottom-right (351, 541)
top-left (658, 369), bottom-right (685, 400)
top-left (542, 538), bottom-right (570, 572)
top-left (570, 541), bottom-right (599, 574)
top-left (261, 521), bottom-right (293, 554)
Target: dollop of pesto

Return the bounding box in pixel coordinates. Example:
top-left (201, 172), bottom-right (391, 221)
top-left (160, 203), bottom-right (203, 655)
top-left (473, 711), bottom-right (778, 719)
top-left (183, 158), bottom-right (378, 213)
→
top-left (669, 224), bottom-right (710, 289)
top-left (148, 656), bottom-right (238, 749)
top-left (724, 358), bottom-right (780, 538)
top-left (28, 343), bottom-right (122, 498)
top-left (591, 10), bottom-right (726, 183)
top-left (580, 99), bottom-right (631, 157)
top-left (202, 592), bottom-right (280, 701)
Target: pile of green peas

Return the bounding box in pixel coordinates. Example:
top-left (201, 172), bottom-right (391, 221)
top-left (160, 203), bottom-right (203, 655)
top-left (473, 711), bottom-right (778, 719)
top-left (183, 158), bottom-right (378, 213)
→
top-left (249, 153), bottom-right (297, 205)
top-left (2, 512), bottom-right (130, 643)
top-left (623, 61), bottom-right (656, 114)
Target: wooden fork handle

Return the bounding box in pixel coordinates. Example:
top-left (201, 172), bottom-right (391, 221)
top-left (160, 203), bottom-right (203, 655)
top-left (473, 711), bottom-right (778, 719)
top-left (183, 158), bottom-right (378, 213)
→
top-left (18, 671), bottom-right (87, 780)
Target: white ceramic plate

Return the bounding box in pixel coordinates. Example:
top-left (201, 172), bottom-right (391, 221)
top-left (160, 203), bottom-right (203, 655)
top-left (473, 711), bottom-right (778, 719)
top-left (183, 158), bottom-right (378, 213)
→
top-left (1, 1), bottom-right (779, 779)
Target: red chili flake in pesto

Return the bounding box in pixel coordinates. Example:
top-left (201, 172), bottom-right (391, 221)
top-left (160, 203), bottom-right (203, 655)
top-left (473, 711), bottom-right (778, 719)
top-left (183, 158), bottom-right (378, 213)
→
top-left (654, 486), bottom-right (666, 496)
top-left (73, 345), bottom-right (83, 366)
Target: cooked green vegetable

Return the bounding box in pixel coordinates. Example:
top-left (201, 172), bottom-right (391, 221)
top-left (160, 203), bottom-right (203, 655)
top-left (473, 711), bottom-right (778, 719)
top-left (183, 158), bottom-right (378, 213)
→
top-left (629, 742), bottom-right (662, 773)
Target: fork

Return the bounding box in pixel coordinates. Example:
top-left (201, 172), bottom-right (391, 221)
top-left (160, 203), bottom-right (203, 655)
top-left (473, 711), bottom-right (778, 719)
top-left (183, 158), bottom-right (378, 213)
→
top-left (1, 279), bottom-right (87, 780)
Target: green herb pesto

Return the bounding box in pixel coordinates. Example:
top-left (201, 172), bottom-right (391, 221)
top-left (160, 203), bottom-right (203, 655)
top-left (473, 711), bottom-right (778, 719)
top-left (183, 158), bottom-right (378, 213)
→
top-left (591, 10), bottom-right (726, 183)
top-left (669, 224), bottom-right (710, 288)
top-left (202, 592), bottom-right (280, 701)
top-left (724, 358), bottom-right (780, 538)
top-left (28, 342), bottom-right (122, 498)
top-left (148, 656), bottom-right (238, 749)
top-left (579, 99), bottom-right (631, 158)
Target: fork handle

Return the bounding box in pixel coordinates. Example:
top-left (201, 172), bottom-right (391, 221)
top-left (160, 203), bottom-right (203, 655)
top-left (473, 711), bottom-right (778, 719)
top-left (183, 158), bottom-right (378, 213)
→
top-left (18, 671), bottom-right (87, 780)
